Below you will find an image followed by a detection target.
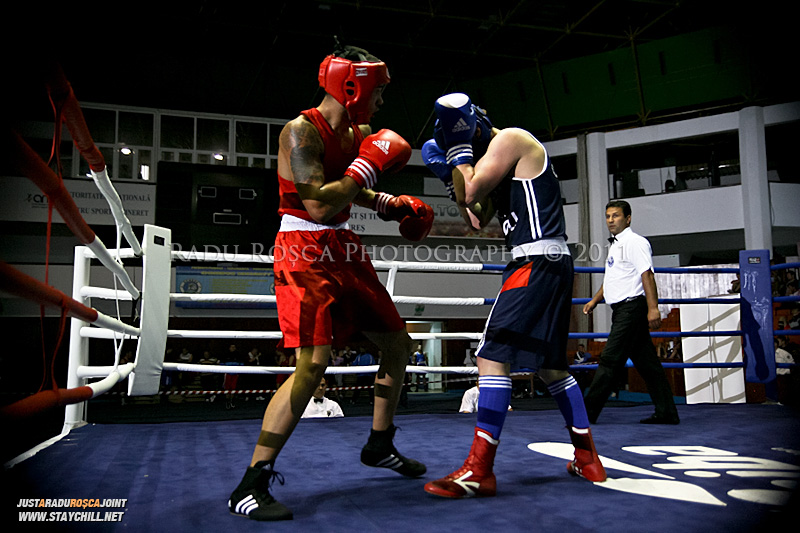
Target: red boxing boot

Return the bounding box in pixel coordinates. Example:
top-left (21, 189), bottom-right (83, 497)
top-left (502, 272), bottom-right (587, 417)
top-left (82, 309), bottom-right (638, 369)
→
top-left (566, 426), bottom-right (607, 482)
top-left (424, 428), bottom-right (498, 498)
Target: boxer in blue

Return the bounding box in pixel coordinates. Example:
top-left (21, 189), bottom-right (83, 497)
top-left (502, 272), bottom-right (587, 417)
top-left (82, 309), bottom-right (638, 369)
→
top-left (422, 93), bottom-right (606, 498)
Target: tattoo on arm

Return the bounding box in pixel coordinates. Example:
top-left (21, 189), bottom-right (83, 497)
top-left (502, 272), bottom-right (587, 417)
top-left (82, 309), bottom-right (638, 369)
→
top-left (284, 120), bottom-right (325, 186)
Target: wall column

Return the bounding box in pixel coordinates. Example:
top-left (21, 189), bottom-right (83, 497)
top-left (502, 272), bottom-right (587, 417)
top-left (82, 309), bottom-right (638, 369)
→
top-left (739, 106), bottom-right (772, 257)
top-left (585, 132), bottom-right (611, 334)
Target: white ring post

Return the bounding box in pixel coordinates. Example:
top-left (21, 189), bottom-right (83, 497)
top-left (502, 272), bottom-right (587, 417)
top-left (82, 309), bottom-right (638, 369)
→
top-left (64, 246), bottom-right (92, 430)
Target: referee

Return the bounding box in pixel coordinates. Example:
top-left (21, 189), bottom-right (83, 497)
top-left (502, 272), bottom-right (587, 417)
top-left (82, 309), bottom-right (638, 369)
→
top-left (582, 200), bottom-right (680, 425)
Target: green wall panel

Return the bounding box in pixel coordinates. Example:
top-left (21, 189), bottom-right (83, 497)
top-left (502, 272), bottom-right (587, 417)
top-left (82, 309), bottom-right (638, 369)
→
top-left (436, 26), bottom-right (776, 140)
top-left (635, 28), bottom-right (751, 113)
top-left (355, 26), bottom-right (789, 147)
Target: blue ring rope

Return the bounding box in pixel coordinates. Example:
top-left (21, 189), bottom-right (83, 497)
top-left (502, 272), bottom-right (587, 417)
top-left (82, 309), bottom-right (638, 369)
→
top-left (468, 258), bottom-right (797, 371)
top-left (771, 262), bottom-right (800, 271)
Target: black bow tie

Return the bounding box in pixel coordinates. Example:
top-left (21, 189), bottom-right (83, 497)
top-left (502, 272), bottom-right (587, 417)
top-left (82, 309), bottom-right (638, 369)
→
top-left (314, 398), bottom-right (324, 403)
top-left (608, 236), bottom-right (617, 244)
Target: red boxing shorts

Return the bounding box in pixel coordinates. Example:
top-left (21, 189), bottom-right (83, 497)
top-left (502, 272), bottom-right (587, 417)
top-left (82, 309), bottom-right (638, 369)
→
top-left (274, 227), bottom-right (405, 349)
top-left (476, 254), bottom-right (574, 372)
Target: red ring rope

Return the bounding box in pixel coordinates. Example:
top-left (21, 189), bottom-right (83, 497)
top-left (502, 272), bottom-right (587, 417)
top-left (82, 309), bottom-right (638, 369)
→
top-left (1, 387), bottom-right (94, 420)
top-left (0, 262), bottom-right (98, 323)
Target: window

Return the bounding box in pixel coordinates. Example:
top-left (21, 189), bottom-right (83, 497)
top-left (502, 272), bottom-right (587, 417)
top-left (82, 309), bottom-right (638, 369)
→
top-left (161, 115), bottom-right (194, 149)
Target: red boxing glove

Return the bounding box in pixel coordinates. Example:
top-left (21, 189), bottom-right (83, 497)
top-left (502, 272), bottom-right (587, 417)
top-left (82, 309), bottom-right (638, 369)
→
top-left (375, 192), bottom-right (434, 242)
top-left (344, 129), bottom-right (412, 189)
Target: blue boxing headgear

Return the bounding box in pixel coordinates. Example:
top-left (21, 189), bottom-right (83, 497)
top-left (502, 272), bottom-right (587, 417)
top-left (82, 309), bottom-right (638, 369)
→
top-left (473, 104), bottom-right (493, 146)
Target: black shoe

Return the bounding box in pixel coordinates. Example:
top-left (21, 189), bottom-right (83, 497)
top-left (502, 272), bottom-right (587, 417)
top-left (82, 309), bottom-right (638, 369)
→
top-left (640, 414), bottom-right (680, 425)
top-left (361, 425), bottom-right (426, 477)
top-left (229, 462), bottom-right (293, 521)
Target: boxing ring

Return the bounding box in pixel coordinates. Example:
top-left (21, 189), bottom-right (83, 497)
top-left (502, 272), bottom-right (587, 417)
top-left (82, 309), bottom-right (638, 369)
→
top-left (52, 240), bottom-right (798, 430)
top-left (2, 68), bottom-right (799, 532)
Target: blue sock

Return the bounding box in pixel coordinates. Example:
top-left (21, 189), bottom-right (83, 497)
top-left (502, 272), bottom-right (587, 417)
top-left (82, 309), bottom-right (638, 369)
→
top-left (547, 375), bottom-right (590, 429)
top-left (476, 375), bottom-right (512, 438)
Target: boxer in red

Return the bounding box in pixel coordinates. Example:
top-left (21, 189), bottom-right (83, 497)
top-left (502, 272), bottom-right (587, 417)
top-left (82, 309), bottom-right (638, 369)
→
top-left (228, 42), bottom-right (432, 521)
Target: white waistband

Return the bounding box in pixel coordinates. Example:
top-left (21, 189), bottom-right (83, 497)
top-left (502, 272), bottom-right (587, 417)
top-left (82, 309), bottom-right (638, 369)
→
top-left (279, 214), bottom-right (350, 232)
top-left (511, 238), bottom-right (570, 259)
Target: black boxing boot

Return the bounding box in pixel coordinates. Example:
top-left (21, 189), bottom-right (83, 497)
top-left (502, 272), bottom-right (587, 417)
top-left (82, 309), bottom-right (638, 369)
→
top-left (361, 424), bottom-right (426, 477)
top-left (228, 461), bottom-right (293, 521)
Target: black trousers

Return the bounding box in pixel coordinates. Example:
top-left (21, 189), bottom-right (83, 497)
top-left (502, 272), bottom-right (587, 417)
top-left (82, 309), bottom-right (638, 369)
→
top-left (584, 296), bottom-right (678, 420)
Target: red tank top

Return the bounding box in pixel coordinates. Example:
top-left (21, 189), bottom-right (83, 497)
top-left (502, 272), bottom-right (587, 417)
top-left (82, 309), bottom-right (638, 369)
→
top-left (277, 108), bottom-right (363, 225)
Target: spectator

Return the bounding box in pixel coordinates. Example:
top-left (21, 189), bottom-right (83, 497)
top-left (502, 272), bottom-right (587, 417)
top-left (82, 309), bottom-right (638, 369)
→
top-left (573, 344), bottom-right (592, 365)
top-left (789, 305), bottom-right (800, 330)
top-left (411, 345), bottom-right (428, 392)
top-left (199, 351), bottom-right (221, 402)
top-left (341, 345), bottom-right (356, 366)
top-left (728, 274), bottom-right (740, 294)
top-left (247, 347), bottom-right (262, 366)
top-left (161, 347), bottom-right (176, 393)
top-left (775, 338), bottom-right (794, 376)
top-left (245, 347), bottom-right (266, 401)
top-left (786, 280), bottom-right (800, 297)
top-left (350, 347), bottom-right (376, 405)
top-left (330, 349), bottom-right (346, 400)
top-left (572, 343), bottom-right (593, 392)
top-left (275, 350), bottom-right (295, 390)
top-left (223, 344), bottom-right (244, 409)
top-left (463, 348), bottom-right (477, 367)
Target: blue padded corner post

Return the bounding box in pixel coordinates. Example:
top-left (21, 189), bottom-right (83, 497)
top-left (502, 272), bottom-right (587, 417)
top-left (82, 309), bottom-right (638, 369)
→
top-left (738, 250), bottom-right (776, 388)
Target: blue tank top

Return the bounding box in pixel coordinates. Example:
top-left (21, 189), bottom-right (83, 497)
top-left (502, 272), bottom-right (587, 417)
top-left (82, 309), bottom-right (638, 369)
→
top-left (490, 141), bottom-right (567, 250)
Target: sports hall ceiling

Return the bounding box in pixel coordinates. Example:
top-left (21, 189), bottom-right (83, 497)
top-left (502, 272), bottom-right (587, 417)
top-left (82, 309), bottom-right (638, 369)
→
top-left (9, 1), bottom-right (791, 136)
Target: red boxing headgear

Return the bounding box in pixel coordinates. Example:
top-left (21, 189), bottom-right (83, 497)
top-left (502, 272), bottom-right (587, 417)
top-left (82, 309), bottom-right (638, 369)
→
top-left (318, 54), bottom-right (390, 125)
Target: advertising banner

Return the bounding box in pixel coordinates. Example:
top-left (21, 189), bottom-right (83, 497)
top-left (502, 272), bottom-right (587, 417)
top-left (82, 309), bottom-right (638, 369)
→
top-left (0, 176), bottom-right (155, 226)
top-left (174, 265), bottom-right (275, 309)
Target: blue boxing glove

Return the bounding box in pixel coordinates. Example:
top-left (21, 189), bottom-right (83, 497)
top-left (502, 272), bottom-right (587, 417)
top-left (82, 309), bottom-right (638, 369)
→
top-left (421, 139), bottom-right (455, 201)
top-left (434, 93), bottom-right (477, 167)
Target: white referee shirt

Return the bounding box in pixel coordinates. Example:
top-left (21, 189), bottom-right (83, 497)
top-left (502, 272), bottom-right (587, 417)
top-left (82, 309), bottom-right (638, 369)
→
top-left (458, 386), bottom-right (513, 413)
top-left (602, 227), bottom-right (654, 305)
top-left (301, 397), bottom-right (344, 418)
top-left (459, 386), bottom-right (480, 413)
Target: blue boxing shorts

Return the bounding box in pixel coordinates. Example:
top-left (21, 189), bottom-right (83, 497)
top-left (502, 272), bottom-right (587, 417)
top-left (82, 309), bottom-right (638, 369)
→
top-left (475, 254), bottom-right (573, 372)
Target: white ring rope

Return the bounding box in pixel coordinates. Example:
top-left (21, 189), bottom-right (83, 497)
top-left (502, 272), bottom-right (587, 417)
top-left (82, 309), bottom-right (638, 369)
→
top-left (387, 296), bottom-right (487, 306)
top-left (80, 287), bottom-right (135, 301)
top-left (85, 363), bottom-right (135, 395)
top-left (76, 364), bottom-right (476, 379)
top-left (169, 251), bottom-right (503, 273)
top-left (171, 293), bottom-right (276, 304)
top-left (85, 240), bottom-right (139, 300)
top-left (87, 315), bottom-right (139, 337)
top-left (171, 251), bottom-right (272, 264)
top-left (372, 260), bottom-right (497, 272)
top-left (81, 289), bottom-right (489, 308)
top-left (89, 168), bottom-right (143, 256)
top-left (79, 327), bottom-right (482, 341)
top-left (84, 247), bottom-right (140, 260)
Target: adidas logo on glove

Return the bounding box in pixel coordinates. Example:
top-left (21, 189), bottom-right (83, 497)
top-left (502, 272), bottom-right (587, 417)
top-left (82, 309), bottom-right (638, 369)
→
top-left (372, 139), bottom-right (391, 155)
top-left (451, 118), bottom-right (471, 133)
